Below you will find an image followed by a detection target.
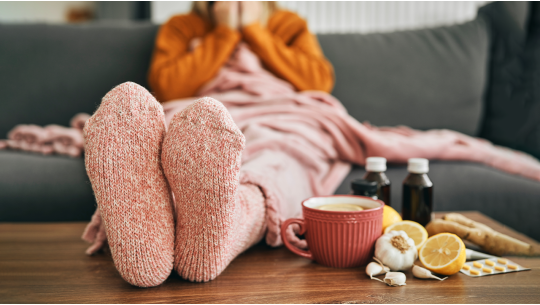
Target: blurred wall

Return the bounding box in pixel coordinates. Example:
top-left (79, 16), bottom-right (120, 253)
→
top-left (0, 1), bottom-right (151, 23)
top-left (152, 1), bottom-right (489, 33)
top-left (0, 1), bottom-right (95, 23)
top-left (0, 1), bottom-right (490, 31)
top-left (152, 1), bottom-right (193, 24)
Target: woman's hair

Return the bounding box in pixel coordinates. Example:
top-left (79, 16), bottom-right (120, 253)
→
top-left (192, 1), bottom-right (277, 27)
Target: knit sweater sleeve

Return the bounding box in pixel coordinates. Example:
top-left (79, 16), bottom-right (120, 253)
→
top-left (148, 13), bottom-right (241, 102)
top-left (241, 10), bottom-right (335, 93)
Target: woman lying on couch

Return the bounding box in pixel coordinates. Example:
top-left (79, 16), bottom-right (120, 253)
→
top-left (83, 1), bottom-right (338, 287)
top-left (82, 0), bottom-right (540, 288)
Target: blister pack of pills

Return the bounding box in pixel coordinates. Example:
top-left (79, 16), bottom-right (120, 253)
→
top-left (460, 258), bottom-right (530, 277)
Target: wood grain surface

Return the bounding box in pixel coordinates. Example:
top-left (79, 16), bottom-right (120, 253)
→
top-left (1, 212), bottom-right (539, 304)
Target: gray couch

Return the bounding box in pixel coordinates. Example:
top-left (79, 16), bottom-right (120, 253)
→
top-left (1, 2), bottom-right (539, 241)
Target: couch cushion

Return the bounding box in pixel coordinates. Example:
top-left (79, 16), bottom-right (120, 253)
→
top-left (479, 2), bottom-right (540, 159)
top-left (335, 161), bottom-right (540, 242)
top-left (318, 15), bottom-right (489, 136)
top-left (0, 22), bottom-right (159, 138)
top-left (0, 151), bottom-right (95, 221)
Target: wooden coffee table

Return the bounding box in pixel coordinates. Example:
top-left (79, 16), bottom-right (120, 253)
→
top-left (1, 211), bottom-right (539, 303)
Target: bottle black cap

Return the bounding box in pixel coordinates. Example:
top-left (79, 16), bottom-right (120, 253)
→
top-left (351, 179), bottom-right (378, 197)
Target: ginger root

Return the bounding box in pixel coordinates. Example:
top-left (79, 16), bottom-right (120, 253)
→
top-left (426, 213), bottom-right (539, 256)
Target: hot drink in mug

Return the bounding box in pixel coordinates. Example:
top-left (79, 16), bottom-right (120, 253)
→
top-left (281, 195), bottom-right (383, 268)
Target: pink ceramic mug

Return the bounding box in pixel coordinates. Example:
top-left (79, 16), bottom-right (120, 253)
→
top-left (281, 195), bottom-right (383, 268)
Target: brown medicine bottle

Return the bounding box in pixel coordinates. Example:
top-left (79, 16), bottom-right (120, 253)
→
top-left (363, 157), bottom-right (391, 206)
top-left (351, 179), bottom-right (378, 198)
top-left (402, 158), bottom-right (433, 226)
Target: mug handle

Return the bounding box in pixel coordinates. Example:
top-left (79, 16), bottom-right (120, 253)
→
top-left (281, 218), bottom-right (313, 260)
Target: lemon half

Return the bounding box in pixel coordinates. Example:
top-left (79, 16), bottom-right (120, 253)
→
top-left (419, 233), bottom-right (466, 276)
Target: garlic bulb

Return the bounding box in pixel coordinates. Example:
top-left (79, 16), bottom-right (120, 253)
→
top-left (412, 265), bottom-right (448, 281)
top-left (374, 230), bottom-right (417, 271)
top-left (383, 272), bottom-right (407, 286)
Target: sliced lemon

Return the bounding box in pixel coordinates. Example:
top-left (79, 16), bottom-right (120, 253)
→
top-left (382, 205), bottom-right (402, 234)
top-left (384, 220), bottom-right (428, 250)
top-left (419, 233), bottom-right (466, 276)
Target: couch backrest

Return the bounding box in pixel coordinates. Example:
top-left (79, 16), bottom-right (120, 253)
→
top-left (1, 16), bottom-right (490, 137)
top-left (0, 22), bottom-right (159, 137)
top-left (319, 15), bottom-right (490, 136)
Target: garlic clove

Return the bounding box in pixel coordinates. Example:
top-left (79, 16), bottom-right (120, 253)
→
top-left (412, 265), bottom-right (448, 281)
top-left (383, 272), bottom-right (406, 286)
top-left (366, 258), bottom-right (390, 283)
top-left (366, 262), bottom-right (383, 279)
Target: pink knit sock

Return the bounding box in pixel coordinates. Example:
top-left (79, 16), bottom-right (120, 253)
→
top-left (84, 82), bottom-right (175, 287)
top-left (162, 97), bottom-right (267, 282)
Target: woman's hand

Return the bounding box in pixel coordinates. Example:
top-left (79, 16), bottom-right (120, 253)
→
top-left (213, 1), bottom-right (240, 30)
top-left (240, 1), bottom-right (263, 28)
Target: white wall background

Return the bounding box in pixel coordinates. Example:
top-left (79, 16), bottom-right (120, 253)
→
top-left (152, 1), bottom-right (489, 34)
top-left (0, 1), bottom-right (489, 33)
top-left (0, 1), bottom-right (95, 23)
top-left (152, 1), bottom-right (193, 24)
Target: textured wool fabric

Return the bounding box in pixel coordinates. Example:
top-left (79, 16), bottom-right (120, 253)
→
top-left (84, 82), bottom-right (175, 287)
top-left (81, 208), bottom-right (107, 255)
top-left (162, 97), bottom-right (266, 282)
top-left (6, 124), bottom-right (49, 153)
top-left (44, 124), bottom-right (84, 157)
top-left (70, 112), bottom-right (91, 131)
top-left (0, 113), bottom-right (90, 157)
top-left (161, 44), bottom-right (540, 249)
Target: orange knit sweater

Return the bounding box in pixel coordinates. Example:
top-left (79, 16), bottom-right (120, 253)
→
top-left (148, 10), bottom-right (335, 102)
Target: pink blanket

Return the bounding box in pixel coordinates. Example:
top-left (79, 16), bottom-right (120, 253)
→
top-left (156, 43), bottom-right (540, 248)
top-left (0, 113), bottom-right (89, 157)
top-left (81, 43), bottom-right (540, 253)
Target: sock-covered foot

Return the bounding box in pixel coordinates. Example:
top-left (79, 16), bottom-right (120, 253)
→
top-left (84, 82), bottom-right (175, 287)
top-left (162, 97), bottom-right (266, 282)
